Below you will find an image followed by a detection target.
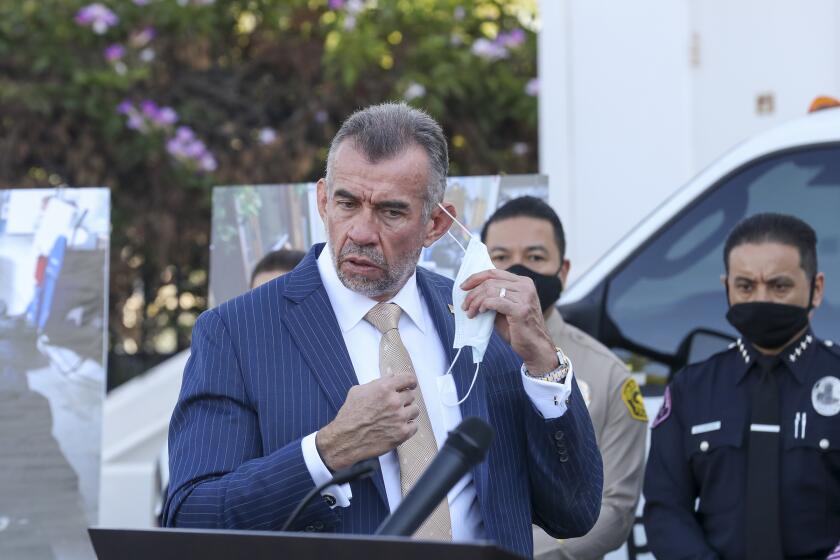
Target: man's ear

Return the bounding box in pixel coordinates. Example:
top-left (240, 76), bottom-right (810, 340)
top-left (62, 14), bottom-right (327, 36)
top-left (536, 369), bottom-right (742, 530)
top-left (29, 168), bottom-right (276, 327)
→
top-left (721, 274), bottom-right (733, 306)
top-left (559, 259), bottom-right (571, 286)
top-left (316, 178), bottom-right (328, 222)
top-left (811, 272), bottom-right (826, 310)
top-left (423, 202), bottom-right (455, 247)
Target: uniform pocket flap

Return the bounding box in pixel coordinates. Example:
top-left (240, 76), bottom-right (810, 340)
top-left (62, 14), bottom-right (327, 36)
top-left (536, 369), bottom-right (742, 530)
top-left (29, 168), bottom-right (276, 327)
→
top-left (785, 413), bottom-right (840, 452)
top-left (686, 418), bottom-right (744, 457)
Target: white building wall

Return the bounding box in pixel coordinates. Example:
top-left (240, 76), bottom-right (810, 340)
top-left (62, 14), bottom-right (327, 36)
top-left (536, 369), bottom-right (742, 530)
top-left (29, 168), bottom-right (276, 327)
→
top-left (539, 0), bottom-right (840, 282)
top-left (690, 0), bottom-right (840, 169)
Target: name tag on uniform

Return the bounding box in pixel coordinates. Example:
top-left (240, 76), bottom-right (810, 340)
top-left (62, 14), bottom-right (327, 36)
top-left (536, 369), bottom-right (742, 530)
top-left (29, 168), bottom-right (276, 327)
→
top-left (750, 424), bottom-right (780, 433)
top-left (691, 421), bottom-right (722, 435)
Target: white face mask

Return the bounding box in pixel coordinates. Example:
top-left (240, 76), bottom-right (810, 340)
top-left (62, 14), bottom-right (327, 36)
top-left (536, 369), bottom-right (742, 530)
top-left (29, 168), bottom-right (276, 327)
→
top-left (452, 234), bottom-right (497, 363)
top-left (437, 204), bottom-right (497, 405)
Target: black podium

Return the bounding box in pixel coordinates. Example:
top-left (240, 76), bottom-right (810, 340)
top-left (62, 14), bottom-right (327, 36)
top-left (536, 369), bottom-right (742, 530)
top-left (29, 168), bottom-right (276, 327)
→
top-left (88, 527), bottom-right (526, 560)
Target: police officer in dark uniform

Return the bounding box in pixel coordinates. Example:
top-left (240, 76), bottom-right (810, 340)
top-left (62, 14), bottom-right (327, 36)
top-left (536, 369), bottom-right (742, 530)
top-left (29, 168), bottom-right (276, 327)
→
top-left (644, 213), bottom-right (840, 560)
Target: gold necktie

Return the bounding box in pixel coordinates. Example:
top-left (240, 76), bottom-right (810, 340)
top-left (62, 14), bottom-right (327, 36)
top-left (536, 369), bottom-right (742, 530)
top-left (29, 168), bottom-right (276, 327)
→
top-left (364, 302), bottom-right (453, 541)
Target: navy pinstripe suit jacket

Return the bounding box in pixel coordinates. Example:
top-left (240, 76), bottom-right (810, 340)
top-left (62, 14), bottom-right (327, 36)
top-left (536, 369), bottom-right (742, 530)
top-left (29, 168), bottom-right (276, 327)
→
top-left (164, 244), bottom-right (602, 558)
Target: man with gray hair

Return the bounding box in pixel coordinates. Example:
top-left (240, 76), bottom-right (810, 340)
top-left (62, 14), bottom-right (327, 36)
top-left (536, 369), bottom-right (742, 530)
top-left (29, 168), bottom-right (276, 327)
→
top-left (164, 103), bottom-right (602, 558)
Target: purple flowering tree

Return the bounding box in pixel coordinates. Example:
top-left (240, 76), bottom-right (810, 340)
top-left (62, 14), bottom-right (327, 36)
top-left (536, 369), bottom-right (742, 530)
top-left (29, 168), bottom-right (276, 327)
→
top-left (75, 3), bottom-right (119, 34)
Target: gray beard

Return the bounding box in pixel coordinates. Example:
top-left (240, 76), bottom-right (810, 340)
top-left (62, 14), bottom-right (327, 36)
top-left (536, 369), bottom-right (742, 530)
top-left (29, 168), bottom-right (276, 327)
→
top-left (328, 239), bottom-right (421, 299)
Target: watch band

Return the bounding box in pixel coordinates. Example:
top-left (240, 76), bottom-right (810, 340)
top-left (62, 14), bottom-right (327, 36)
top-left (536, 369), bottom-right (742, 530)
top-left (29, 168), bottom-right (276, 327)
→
top-left (525, 346), bottom-right (571, 383)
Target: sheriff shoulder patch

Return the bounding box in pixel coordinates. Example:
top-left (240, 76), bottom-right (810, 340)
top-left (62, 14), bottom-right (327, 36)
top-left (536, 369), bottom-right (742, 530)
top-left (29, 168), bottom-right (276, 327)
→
top-left (621, 378), bottom-right (648, 422)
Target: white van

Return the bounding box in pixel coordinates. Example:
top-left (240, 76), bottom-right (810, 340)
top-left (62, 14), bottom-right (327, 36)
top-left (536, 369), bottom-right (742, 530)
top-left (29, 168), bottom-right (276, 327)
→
top-left (559, 101), bottom-right (840, 395)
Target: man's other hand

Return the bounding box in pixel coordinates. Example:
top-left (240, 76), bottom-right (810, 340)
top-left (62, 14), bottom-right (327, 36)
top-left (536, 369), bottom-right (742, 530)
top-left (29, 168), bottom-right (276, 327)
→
top-left (316, 373), bottom-right (421, 471)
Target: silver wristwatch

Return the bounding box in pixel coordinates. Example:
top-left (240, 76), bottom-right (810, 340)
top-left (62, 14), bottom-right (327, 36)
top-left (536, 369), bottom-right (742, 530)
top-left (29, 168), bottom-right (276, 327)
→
top-left (525, 346), bottom-right (571, 383)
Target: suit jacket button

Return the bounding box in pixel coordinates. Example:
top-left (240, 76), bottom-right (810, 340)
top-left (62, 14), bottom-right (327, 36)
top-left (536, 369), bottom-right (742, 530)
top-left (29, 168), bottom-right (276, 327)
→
top-left (820, 438), bottom-right (830, 450)
top-left (558, 453), bottom-right (570, 463)
top-left (323, 494), bottom-right (337, 507)
top-left (554, 431), bottom-right (564, 441)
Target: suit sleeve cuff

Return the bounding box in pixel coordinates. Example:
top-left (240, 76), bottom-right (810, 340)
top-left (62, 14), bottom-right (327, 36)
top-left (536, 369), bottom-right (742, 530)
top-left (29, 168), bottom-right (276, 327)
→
top-left (520, 359), bottom-right (575, 419)
top-left (301, 432), bottom-right (352, 508)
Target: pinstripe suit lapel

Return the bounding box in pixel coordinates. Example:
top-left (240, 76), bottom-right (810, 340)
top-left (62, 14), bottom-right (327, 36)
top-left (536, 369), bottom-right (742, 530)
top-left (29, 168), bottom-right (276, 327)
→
top-left (284, 287), bottom-right (357, 412)
top-left (283, 248), bottom-right (357, 414)
top-left (416, 267), bottom-right (490, 493)
top-left (282, 244), bottom-right (389, 508)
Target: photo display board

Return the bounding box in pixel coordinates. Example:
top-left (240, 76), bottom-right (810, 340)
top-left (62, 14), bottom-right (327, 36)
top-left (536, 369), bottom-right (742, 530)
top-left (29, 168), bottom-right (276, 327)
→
top-left (0, 188), bottom-right (110, 559)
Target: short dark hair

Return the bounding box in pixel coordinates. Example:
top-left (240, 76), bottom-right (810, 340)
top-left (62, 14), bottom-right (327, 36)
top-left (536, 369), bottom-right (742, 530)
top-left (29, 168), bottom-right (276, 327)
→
top-left (250, 248), bottom-right (306, 287)
top-left (723, 213), bottom-right (818, 279)
top-left (480, 196), bottom-right (566, 259)
top-left (326, 102), bottom-right (448, 220)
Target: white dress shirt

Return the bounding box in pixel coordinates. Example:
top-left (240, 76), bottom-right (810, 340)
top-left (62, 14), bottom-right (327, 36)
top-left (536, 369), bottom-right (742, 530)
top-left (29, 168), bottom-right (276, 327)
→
top-left (301, 247), bottom-right (575, 542)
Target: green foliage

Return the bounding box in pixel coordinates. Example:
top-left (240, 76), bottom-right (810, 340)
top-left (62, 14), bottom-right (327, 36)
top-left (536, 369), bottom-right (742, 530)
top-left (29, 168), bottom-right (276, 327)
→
top-left (0, 0), bottom-right (538, 384)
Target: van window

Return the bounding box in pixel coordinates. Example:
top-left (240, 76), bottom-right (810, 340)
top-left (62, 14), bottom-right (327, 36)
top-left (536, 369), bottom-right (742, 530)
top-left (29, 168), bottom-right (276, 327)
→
top-left (605, 145), bottom-right (840, 386)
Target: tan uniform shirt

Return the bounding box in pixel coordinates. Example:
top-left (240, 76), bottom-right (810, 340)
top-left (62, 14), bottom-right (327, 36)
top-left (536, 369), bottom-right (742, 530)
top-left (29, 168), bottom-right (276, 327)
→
top-left (533, 310), bottom-right (647, 560)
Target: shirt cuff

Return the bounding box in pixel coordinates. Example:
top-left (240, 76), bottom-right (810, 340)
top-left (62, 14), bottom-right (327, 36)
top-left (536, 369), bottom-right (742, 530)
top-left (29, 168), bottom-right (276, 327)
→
top-left (520, 358), bottom-right (575, 419)
top-left (301, 432), bottom-right (352, 508)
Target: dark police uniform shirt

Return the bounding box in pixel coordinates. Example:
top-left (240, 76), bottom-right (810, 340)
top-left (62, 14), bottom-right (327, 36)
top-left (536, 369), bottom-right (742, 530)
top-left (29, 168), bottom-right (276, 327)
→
top-left (643, 330), bottom-right (840, 560)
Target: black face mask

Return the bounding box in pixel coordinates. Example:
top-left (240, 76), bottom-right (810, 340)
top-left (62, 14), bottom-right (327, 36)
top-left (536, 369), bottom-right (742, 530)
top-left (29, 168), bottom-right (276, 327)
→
top-left (725, 276), bottom-right (815, 349)
top-left (506, 264), bottom-right (563, 312)
top-left (726, 302), bottom-right (811, 349)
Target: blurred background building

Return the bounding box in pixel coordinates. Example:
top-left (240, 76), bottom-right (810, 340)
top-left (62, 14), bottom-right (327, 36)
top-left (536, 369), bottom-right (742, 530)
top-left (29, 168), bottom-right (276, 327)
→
top-left (540, 0), bottom-right (840, 277)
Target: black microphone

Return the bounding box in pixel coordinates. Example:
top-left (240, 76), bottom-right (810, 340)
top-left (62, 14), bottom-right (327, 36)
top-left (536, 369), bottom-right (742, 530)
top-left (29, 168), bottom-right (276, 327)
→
top-left (280, 458), bottom-right (379, 531)
top-left (375, 417), bottom-right (494, 537)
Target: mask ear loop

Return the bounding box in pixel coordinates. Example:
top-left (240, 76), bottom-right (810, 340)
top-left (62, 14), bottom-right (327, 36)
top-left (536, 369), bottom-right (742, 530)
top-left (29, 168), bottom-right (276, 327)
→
top-left (441, 348), bottom-right (481, 407)
top-left (447, 230), bottom-right (466, 252)
top-left (436, 202), bottom-right (481, 407)
top-left (437, 203), bottom-right (473, 239)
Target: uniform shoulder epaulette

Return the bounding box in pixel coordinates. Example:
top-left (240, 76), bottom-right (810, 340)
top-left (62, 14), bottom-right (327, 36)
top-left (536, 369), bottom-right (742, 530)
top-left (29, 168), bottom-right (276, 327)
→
top-left (704, 340), bottom-right (740, 362)
top-left (671, 341), bottom-right (738, 385)
top-left (822, 339), bottom-right (840, 359)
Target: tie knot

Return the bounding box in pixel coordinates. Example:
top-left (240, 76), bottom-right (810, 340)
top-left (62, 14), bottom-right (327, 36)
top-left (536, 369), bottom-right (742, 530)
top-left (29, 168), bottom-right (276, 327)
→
top-left (364, 302), bottom-right (402, 333)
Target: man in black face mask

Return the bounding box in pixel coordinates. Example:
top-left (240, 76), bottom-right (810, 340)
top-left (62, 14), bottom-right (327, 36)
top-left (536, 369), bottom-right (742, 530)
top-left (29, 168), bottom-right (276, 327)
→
top-left (482, 196), bottom-right (647, 560)
top-left (644, 212), bottom-right (840, 560)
